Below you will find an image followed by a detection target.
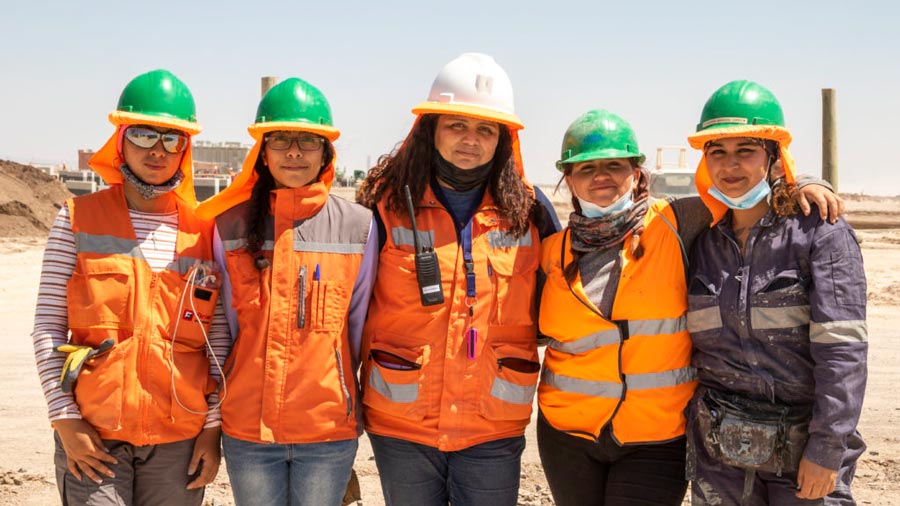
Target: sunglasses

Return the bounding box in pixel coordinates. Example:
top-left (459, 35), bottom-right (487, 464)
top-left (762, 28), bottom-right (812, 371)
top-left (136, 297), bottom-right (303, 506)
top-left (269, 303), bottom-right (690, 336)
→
top-left (265, 133), bottom-right (325, 151)
top-left (124, 126), bottom-right (189, 154)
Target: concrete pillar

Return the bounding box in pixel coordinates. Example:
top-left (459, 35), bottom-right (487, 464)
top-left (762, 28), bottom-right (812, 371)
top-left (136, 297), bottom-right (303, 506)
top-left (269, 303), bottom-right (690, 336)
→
top-left (822, 89), bottom-right (838, 192)
top-left (261, 76), bottom-right (278, 98)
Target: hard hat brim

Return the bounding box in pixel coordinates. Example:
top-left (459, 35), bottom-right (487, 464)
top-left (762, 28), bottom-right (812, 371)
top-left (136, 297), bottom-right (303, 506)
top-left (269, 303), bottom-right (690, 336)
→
top-left (109, 111), bottom-right (202, 136)
top-left (248, 121), bottom-right (340, 142)
top-left (688, 124), bottom-right (791, 149)
top-left (411, 102), bottom-right (523, 130)
top-left (557, 148), bottom-right (646, 171)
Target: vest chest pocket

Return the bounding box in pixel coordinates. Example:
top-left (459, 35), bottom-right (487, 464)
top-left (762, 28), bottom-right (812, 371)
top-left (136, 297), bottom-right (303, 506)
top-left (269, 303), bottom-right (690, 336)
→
top-left (479, 342), bottom-right (540, 421)
top-left (74, 338), bottom-right (128, 431)
top-left (749, 270), bottom-right (810, 344)
top-left (309, 280), bottom-right (349, 331)
top-left (163, 271), bottom-right (219, 350)
top-left (226, 251), bottom-right (263, 312)
top-left (67, 260), bottom-right (134, 330)
top-left (487, 248), bottom-right (538, 327)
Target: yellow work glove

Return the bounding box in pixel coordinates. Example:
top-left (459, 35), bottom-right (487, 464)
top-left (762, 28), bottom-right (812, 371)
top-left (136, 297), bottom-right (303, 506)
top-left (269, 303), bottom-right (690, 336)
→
top-left (54, 338), bottom-right (115, 393)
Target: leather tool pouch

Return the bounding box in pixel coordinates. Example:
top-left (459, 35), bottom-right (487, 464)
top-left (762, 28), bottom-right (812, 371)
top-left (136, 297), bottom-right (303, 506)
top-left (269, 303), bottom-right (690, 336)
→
top-left (696, 388), bottom-right (810, 476)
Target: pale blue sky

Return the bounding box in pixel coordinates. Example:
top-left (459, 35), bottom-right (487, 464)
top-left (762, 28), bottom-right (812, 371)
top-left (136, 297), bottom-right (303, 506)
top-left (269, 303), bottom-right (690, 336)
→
top-left (2, 0), bottom-right (898, 193)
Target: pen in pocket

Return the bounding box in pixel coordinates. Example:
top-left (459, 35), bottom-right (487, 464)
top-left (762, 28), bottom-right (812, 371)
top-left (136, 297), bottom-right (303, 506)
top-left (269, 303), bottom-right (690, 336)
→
top-left (297, 265), bottom-right (307, 328)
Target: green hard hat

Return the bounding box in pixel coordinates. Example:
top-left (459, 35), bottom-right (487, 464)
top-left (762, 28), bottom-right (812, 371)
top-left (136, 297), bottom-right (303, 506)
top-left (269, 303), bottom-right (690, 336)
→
top-left (696, 80), bottom-right (784, 132)
top-left (556, 109), bottom-right (645, 171)
top-left (255, 78), bottom-right (333, 126)
top-left (116, 69), bottom-right (197, 124)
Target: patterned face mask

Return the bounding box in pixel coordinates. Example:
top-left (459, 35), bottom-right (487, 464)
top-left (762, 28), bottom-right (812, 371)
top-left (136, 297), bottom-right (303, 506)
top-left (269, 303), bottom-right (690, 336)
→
top-left (120, 163), bottom-right (184, 200)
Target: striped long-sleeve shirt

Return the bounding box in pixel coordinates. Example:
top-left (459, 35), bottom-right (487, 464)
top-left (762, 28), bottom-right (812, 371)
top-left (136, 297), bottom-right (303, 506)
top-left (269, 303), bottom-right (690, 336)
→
top-left (32, 205), bottom-right (232, 428)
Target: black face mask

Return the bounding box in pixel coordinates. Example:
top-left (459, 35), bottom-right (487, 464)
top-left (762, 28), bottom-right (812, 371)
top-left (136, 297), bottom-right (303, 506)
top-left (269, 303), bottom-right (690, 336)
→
top-left (433, 152), bottom-right (494, 192)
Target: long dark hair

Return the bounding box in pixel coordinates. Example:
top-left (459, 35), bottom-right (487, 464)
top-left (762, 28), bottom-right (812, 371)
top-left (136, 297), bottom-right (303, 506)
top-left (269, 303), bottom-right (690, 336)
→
top-left (357, 114), bottom-right (540, 237)
top-left (246, 137), bottom-right (334, 269)
top-left (557, 159), bottom-right (649, 283)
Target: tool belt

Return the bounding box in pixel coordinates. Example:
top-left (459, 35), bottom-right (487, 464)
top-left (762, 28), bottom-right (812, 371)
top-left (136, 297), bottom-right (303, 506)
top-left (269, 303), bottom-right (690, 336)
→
top-left (697, 388), bottom-right (810, 474)
top-left (689, 388), bottom-right (811, 505)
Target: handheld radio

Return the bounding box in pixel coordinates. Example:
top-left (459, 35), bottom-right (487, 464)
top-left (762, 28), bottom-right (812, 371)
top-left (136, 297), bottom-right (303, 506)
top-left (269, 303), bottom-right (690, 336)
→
top-left (404, 185), bottom-right (444, 306)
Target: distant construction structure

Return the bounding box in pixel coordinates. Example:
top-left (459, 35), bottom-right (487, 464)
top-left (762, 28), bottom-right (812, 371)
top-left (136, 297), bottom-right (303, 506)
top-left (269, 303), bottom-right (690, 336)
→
top-left (192, 140), bottom-right (251, 173)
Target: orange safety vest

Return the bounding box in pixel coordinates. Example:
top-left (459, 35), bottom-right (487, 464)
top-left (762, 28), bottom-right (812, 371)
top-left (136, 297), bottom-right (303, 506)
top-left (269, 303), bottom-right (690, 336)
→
top-left (361, 184), bottom-right (541, 451)
top-left (66, 185), bottom-right (217, 445)
top-left (538, 199), bottom-right (697, 444)
top-left (216, 190), bottom-right (371, 444)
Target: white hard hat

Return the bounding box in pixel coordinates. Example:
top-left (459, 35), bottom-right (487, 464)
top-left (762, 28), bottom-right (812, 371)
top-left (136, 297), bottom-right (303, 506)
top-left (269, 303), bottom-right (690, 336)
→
top-left (412, 52), bottom-right (523, 130)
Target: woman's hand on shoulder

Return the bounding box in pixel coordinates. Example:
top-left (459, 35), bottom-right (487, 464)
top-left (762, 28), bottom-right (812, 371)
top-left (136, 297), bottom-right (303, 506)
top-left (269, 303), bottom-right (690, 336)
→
top-left (798, 184), bottom-right (844, 224)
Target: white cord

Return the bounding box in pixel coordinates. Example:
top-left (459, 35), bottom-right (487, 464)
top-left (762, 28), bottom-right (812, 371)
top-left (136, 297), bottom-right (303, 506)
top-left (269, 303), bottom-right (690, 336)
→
top-left (169, 263), bottom-right (227, 416)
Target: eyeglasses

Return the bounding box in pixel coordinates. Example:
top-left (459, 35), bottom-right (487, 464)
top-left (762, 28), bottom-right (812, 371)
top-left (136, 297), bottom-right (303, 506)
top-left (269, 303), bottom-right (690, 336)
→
top-left (124, 126), bottom-right (189, 154)
top-left (265, 133), bottom-right (325, 151)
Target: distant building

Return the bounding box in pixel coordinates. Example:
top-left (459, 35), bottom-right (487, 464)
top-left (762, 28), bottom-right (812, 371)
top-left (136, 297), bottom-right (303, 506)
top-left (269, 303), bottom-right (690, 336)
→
top-left (78, 149), bottom-right (95, 170)
top-left (192, 141), bottom-right (250, 172)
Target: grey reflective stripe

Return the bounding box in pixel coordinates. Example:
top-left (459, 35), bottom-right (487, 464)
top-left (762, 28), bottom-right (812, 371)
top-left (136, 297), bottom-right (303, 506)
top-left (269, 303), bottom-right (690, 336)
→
top-left (391, 227), bottom-right (434, 249)
top-left (625, 367), bottom-right (696, 390)
top-left (687, 306), bottom-right (723, 333)
top-left (810, 320), bottom-right (868, 344)
top-left (167, 256), bottom-right (205, 275)
top-left (487, 230), bottom-right (532, 248)
top-left (548, 328), bottom-right (620, 354)
top-left (541, 369), bottom-right (623, 398)
top-left (750, 305), bottom-right (811, 330)
top-left (293, 241), bottom-right (366, 254)
top-left (548, 317), bottom-right (685, 355)
top-left (368, 366), bottom-right (418, 403)
top-left (491, 378), bottom-right (536, 405)
top-left (222, 238), bottom-right (274, 252)
top-left (630, 316), bottom-right (686, 336)
top-left (74, 232), bottom-right (142, 258)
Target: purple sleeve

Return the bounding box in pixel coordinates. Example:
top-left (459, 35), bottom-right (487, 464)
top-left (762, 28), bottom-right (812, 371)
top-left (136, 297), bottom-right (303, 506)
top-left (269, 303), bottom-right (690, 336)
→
top-left (804, 218), bottom-right (868, 470)
top-left (347, 219), bottom-right (379, 372)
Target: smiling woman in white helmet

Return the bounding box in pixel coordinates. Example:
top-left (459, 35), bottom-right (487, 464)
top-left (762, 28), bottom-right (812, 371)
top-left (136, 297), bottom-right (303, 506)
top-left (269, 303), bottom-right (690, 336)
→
top-left (356, 52), bottom-right (561, 505)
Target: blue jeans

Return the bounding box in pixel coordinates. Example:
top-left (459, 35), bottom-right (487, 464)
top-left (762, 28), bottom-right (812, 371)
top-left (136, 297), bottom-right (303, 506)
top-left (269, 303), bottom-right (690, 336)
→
top-left (222, 434), bottom-right (357, 506)
top-left (369, 433), bottom-right (525, 506)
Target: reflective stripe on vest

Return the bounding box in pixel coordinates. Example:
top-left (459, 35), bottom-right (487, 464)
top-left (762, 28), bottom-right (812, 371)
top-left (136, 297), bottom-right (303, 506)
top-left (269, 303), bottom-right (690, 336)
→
top-left (542, 367), bottom-right (695, 398)
top-left (368, 366), bottom-right (418, 403)
top-left (548, 316), bottom-right (686, 354)
top-left (391, 227), bottom-right (434, 249)
top-left (487, 230), bottom-right (532, 248)
top-left (222, 238), bottom-right (275, 252)
top-left (686, 306), bottom-right (723, 333)
top-left (74, 232), bottom-right (143, 258)
top-left (750, 305), bottom-right (810, 329)
top-left (293, 241), bottom-right (366, 254)
top-left (810, 320), bottom-right (868, 343)
top-left (491, 378), bottom-right (536, 405)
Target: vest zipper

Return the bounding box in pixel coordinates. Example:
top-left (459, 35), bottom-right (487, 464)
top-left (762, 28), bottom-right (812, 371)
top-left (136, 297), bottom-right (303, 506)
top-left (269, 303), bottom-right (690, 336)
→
top-left (334, 348), bottom-right (352, 418)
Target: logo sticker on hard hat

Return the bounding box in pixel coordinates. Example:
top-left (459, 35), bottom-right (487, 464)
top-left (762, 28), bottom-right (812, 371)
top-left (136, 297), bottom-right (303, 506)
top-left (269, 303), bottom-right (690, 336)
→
top-left (475, 75), bottom-right (493, 95)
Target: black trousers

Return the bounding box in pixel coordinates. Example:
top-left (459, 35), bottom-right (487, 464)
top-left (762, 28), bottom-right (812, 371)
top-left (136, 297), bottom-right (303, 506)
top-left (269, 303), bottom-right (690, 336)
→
top-left (537, 412), bottom-right (688, 506)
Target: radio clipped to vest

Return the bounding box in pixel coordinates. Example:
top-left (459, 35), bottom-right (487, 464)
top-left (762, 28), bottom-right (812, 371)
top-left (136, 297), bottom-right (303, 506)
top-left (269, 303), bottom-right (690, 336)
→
top-left (404, 185), bottom-right (443, 306)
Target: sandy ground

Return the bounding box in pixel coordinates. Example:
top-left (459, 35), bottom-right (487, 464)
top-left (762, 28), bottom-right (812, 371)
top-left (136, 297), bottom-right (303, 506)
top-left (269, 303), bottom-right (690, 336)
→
top-left (1, 196), bottom-right (898, 505)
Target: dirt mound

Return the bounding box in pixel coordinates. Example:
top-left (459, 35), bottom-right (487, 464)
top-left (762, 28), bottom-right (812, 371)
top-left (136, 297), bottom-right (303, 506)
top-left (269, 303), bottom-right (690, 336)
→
top-left (0, 160), bottom-right (72, 237)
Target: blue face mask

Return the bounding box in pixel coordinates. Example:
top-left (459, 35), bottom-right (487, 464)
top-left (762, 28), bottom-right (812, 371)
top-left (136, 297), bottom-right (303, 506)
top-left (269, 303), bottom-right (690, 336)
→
top-left (577, 191), bottom-right (634, 218)
top-left (708, 177), bottom-right (771, 210)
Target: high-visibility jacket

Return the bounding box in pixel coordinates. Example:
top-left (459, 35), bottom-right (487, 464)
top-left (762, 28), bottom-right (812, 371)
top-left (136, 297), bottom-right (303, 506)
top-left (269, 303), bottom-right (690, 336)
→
top-left (361, 184), bottom-right (541, 451)
top-left (538, 199), bottom-right (697, 444)
top-left (66, 185), bottom-right (217, 445)
top-left (216, 190), bottom-right (371, 444)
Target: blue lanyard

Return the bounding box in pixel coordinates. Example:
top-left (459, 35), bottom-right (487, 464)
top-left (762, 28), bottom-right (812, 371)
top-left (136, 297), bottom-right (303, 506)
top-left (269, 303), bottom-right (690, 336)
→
top-left (461, 219), bottom-right (476, 299)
